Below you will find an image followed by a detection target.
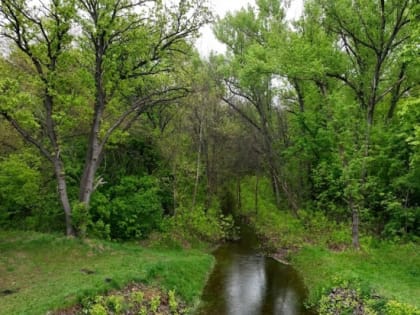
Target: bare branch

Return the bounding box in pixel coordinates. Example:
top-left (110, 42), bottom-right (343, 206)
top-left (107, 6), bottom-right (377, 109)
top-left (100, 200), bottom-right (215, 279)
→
top-left (222, 97), bottom-right (262, 132)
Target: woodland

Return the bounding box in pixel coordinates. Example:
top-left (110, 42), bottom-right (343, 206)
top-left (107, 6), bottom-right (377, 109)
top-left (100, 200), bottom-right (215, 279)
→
top-left (0, 0), bottom-right (419, 314)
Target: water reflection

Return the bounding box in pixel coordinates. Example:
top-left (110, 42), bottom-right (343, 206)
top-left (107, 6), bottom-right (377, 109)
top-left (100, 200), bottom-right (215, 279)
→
top-left (197, 225), bottom-right (312, 315)
top-left (226, 255), bottom-right (266, 315)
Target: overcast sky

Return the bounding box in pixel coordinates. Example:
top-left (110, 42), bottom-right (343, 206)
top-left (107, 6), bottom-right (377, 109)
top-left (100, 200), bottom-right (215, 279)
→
top-left (196, 0), bottom-right (304, 57)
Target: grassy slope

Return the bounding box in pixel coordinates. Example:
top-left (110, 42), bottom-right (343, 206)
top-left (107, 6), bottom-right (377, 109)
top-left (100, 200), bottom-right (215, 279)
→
top-left (238, 177), bottom-right (420, 310)
top-left (0, 230), bottom-right (214, 315)
top-left (291, 242), bottom-right (420, 308)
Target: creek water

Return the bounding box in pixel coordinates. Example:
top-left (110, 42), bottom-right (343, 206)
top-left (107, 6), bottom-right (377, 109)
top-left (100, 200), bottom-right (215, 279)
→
top-left (196, 225), bottom-right (313, 315)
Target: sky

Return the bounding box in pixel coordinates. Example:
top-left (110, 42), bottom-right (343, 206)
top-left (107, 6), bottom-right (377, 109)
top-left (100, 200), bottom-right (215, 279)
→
top-left (195, 0), bottom-right (304, 57)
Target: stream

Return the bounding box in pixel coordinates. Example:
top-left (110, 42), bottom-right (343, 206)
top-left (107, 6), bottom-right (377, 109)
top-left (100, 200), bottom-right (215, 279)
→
top-left (196, 225), bottom-right (313, 315)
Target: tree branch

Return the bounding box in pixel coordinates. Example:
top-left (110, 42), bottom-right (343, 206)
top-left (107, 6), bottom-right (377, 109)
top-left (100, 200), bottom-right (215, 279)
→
top-left (1, 112), bottom-right (53, 163)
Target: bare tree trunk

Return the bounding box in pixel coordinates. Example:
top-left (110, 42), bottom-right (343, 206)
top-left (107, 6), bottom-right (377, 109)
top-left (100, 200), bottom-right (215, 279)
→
top-left (192, 117), bottom-right (203, 208)
top-left (172, 160), bottom-right (178, 216)
top-left (79, 43), bottom-right (107, 206)
top-left (350, 196), bottom-right (360, 250)
top-left (54, 160), bottom-right (75, 236)
top-left (79, 146), bottom-right (102, 205)
top-left (255, 174), bottom-right (259, 215)
top-left (270, 168), bottom-right (282, 207)
top-left (237, 178), bottom-right (241, 212)
top-left (204, 137), bottom-right (212, 211)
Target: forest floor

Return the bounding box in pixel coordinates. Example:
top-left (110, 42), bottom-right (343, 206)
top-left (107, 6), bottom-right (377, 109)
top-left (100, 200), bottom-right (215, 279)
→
top-left (0, 230), bottom-right (214, 315)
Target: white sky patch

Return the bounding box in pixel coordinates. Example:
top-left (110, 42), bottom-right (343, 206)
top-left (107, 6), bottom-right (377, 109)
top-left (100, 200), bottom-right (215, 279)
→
top-left (196, 0), bottom-right (304, 57)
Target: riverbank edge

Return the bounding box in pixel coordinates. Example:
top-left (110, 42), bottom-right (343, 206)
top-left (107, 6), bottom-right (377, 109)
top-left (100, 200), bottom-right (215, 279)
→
top-left (254, 229), bottom-right (420, 315)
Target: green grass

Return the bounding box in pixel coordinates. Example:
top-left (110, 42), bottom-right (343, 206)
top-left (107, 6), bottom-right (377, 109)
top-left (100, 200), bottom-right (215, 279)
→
top-left (291, 241), bottom-right (420, 308)
top-left (0, 230), bottom-right (214, 315)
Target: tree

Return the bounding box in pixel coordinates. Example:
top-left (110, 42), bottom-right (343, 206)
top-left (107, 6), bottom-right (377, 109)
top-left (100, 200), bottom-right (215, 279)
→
top-left (0, 0), bottom-right (210, 236)
top-left (317, 0), bottom-right (416, 248)
top-left (214, 1), bottom-right (299, 212)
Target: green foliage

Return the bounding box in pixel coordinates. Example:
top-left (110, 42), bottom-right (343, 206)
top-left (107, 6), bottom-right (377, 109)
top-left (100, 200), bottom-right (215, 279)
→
top-left (106, 295), bottom-right (125, 313)
top-left (386, 300), bottom-right (420, 315)
top-left (131, 291), bottom-right (144, 304)
top-left (0, 153), bottom-right (41, 227)
top-left (150, 294), bottom-right (161, 313)
top-left (72, 202), bottom-right (91, 238)
top-left (89, 303), bottom-right (107, 315)
top-left (318, 278), bottom-right (379, 315)
top-left (90, 175), bottom-right (164, 240)
top-left (83, 288), bottom-right (186, 315)
top-left (168, 289), bottom-right (179, 314)
top-left (317, 278), bottom-right (420, 315)
top-left (160, 206), bottom-right (235, 247)
top-left (0, 152), bottom-right (63, 232)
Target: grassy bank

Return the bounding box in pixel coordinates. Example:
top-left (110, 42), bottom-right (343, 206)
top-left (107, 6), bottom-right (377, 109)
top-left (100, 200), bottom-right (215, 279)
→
top-left (252, 208), bottom-right (420, 314)
top-left (237, 177), bottom-right (420, 314)
top-left (292, 243), bottom-right (420, 310)
top-left (0, 230), bottom-right (214, 315)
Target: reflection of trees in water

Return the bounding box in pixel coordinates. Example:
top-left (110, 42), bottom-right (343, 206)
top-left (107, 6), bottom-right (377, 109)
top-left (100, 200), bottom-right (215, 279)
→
top-left (263, 259), bottom-right (299, 315)
top-left (226, 255), bottom-right (266, 315)
top-left (198, 227), bottom-right (309, 315)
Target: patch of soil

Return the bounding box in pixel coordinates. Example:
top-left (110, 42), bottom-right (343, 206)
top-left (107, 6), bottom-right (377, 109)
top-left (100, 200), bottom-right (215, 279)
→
top-left (80, 268), bottom-right (95, 275)
top-left (270, 249), bottom-right (291, 264)
top-left (0, 288), bottom-right (19, 296)
top-left (327, 242), bottom-right (349, 252)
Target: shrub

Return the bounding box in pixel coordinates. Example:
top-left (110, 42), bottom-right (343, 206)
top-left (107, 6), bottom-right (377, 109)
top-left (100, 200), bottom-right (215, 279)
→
top-left (386, 300), bottom-right (420, 315)
top-left (89, 175), bottom-right (164, 240)
top-left (159, 205), bottom-right (235, 247)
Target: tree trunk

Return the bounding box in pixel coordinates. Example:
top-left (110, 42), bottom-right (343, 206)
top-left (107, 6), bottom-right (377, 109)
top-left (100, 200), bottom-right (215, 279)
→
top-left (54, 159), bottom-right (75, 236)
top-left (255, 174), bottom-right (259, 215)
top-left (45, 92), bottom-right (75, 236)
top-left (237, 178), bottom-right (241, 212)
top-left (192, 117), bottom-right (203, 208)
top-left (270, 167), bottom-right (282, 207)
top-left (79, 147), bottom-right (102, 205)
top-left (387, 63), bottom-right (407, 121)
top-left (172, 161), bottom-right (178, 216)
top-left (204, 136), bottom-right (212, 211)
top-left (350, 196), bottom-right (360, 250)
top-left (79, 48), bottom-right (106, 206)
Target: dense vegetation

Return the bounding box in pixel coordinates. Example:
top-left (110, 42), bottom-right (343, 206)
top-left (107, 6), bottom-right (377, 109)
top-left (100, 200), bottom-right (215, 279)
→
top-left (0, 0), bottom-right (419, 314)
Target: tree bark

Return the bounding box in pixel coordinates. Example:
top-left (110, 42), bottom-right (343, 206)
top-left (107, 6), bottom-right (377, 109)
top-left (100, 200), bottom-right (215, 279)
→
top-left (255, 174), bottom-right (259, 214)
top-left (237, 178), bottom-right (242, 211)
top-left (79, 38), bottom-right (106, 206)
top-left (54, 159), bottom-right (75, 236)
top-left (350, 196), bottom-right (360, 250)
top-left (192, 116), bottom-right (203, 208)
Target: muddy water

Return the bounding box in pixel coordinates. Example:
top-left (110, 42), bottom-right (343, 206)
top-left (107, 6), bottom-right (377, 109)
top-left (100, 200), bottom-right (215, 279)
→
top-left (196, 225), bottom-right (313, 315)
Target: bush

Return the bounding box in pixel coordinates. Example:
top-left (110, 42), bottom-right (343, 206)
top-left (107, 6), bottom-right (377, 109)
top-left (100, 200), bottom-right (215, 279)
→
top-left (0, 152), bottom-right (63, 232)
top-left (89, 175), bottom-right (164, 240)
top-left (386, 300), bottom-right (420, 315)
top-left (158, 205), bottom-right (235, 247)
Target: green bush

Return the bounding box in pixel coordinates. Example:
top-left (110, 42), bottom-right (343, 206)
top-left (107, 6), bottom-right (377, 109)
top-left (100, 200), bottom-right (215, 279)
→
top-left (89, 175), bottom-right (164, 240)
top-left (159, 205), bottom-right (235, 247)
top-left (0, 152), bottom-right (62, 232)
top-left (386, 300), bottom-right (420, 315)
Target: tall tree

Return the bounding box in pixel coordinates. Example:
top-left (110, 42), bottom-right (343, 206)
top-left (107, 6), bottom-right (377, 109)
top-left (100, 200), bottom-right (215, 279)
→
top-left (0, 0), bottom-right (210, 235)
top-left (214, 1), bottom-right (298, 211)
